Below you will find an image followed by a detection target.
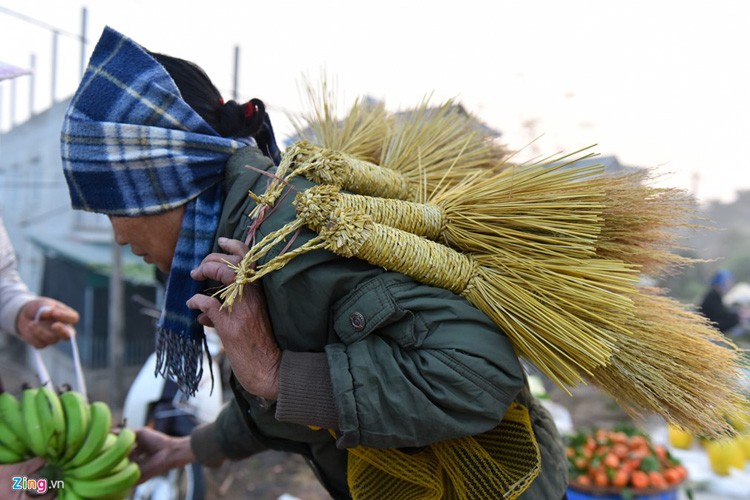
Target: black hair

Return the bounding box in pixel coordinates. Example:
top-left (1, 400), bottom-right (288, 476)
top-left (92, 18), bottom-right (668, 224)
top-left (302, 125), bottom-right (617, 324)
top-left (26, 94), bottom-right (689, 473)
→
top-left (148, 51), bottom-right (271, 144)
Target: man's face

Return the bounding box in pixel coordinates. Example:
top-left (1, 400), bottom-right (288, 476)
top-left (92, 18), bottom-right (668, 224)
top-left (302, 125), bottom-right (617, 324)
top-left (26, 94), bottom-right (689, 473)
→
top-left (109, 206), bottom-right (185, 273)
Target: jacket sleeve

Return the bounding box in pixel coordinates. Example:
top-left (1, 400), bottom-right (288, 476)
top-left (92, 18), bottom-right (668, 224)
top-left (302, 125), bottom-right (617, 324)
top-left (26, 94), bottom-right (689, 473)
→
top-left (190, 395), bottom-right (268, 467)
top-left (0, 219), bottom-right (35, 336)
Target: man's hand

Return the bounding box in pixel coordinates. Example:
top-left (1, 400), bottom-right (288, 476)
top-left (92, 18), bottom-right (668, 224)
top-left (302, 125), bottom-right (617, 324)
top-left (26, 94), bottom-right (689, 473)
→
top-left (130, 428), bottom-right (194, 483)
top-left (0, 457), bottom-right (53, 498)
top-left (188, 238), bottom-right (281, 400)
top-left (16, 298), bottom-right (80, 348)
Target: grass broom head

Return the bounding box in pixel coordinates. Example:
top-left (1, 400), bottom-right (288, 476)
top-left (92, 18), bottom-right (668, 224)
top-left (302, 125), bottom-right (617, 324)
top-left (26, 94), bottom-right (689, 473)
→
top-left (590, 287), bottom-right (749, 438)
top-left (289, 73), bottom-right (391, 164)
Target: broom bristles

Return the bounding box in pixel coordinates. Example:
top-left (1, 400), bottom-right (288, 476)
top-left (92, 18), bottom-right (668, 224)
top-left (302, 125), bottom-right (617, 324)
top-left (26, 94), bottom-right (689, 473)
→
top-left (591, 170), bottom-right (702, 276)
top-left (290, 74), bottom-right (390, 164)
top-left (591, 288), bottom-right (748, 438)
top-left (380, 98), bottom-right (507, 201)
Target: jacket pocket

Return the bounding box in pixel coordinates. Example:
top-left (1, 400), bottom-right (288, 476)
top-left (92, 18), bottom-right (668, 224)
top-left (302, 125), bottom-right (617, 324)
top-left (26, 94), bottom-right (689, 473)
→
top-left (332, 274), bottom-right (423, 349)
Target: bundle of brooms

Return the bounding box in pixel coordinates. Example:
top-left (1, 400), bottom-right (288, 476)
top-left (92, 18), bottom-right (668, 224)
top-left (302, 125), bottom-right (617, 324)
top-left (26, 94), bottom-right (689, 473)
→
top-left (226, 90), bottom-right (746, 438)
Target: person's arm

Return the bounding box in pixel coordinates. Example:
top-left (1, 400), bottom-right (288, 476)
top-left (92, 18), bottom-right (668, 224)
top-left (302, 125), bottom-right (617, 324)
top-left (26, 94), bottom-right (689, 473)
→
top-left (133, 397), bottom-right (267, 481)
top-left (0, 219), bottom-right (79, 347)
top-left (189, 239), bottom-right (523, 450)
top-left (0, 219), bottom-right (35, 336)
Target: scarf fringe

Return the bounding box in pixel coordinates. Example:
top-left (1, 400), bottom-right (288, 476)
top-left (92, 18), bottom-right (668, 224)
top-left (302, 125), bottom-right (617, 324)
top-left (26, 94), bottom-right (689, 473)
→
top-left (155, 328), bottom-right (205, 397)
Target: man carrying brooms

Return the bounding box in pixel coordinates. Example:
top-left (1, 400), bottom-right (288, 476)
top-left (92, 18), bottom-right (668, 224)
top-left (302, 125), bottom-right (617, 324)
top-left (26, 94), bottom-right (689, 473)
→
top-left (60, 26), bottom-right (745, 500)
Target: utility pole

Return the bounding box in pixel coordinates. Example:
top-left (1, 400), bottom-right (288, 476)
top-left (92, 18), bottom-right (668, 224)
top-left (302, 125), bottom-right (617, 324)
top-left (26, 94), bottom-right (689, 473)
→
top-left (80, 7), bottom-right (87, 77)
top-left (232, 45), bottom-right (240, 101)
top-left (28, 54), bottom-right (35, 115)
top-left (50, 30), bottom-right (58, 104)
top-left (108, 239), bottom-right (125, 407)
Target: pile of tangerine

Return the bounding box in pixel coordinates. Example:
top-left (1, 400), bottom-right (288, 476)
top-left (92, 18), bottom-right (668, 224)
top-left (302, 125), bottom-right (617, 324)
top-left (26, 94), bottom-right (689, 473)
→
top-left (565, 427), bottom-right (688, 492)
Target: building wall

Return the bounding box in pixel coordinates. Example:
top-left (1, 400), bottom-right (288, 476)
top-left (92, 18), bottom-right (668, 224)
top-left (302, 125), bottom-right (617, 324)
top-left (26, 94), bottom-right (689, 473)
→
top-left (0, 98), bottom-right (159, 377)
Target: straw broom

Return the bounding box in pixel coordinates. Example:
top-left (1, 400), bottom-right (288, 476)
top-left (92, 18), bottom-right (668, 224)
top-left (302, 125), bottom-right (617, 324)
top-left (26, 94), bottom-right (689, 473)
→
top-left (225, 203), bottom-right (640, 389)
top-left (279, 98), bottom-right (507, 201)
top-left (289, 75), bottom-right (508, 194)
top-left (274, 142), bottom-right (701, 277)
top-left (230, 205), bottom-right (746, 435)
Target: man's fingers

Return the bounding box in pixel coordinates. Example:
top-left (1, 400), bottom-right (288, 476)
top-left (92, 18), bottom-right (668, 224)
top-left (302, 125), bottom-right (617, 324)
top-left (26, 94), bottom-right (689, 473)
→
top-left (35, 300), bottom-right (80, 325)
top-left (199, 252), bottom-right (242, 268)
top-left (51, 323), bottom-right (73, 341)
top-left (187, 294), bottom-right (221, 318)
top-left (217, 237), bottom-right (249, 257)
top-left (47, 307), bottom-right (80, 325)
top-left (196, 312), bottom-right (215, 328)
top-left (191, 260), bottom-right (238, 285)
top-left (190, 238), bottom-right (250, 283)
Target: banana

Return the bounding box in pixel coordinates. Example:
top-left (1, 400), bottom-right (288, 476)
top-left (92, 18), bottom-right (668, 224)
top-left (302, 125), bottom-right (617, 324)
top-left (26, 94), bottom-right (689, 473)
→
top-left (66, 428), bottom-right (136, 480)
top-left (59, 391), bottom-right (91, 463)
top-left (36, 385), bottom-right (66, 459)
top-left (99, 432), bottom-right (117, 451)
top-left (56, 486), bottom-right (85, 500)
top-left (0, 416), bottom-right (28, 456)
top-left (0, 393), bottom-right (29, 457)
top-left (65, 401), bottom-right (111, 467)
top-left (22, 388), bottom-right (47, 456)
top-left (0, 441), bottom-right (24, 463)
top-left (0, 392), bottom-right (28, 448)
top-left (66, 461), bottom-right (141, 498)
top-left (108, 456), bottom-right (130, 474)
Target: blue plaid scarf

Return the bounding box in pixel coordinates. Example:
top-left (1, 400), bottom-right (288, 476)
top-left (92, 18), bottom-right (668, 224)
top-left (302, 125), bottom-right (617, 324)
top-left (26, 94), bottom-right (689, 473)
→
top-left (61, 26), bottom-right (249, 395)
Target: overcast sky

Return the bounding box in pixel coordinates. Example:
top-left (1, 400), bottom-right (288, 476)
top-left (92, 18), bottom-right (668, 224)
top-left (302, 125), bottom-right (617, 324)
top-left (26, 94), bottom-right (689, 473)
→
top-left (1, 0), bottom-right (748, 204)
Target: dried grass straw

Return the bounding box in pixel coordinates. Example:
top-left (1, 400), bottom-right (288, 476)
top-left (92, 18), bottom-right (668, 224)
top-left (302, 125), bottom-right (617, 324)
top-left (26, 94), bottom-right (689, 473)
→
top-left (233, 87), bottom-right (744, 434)
top-left (289, 75), bottom-right (391, 165)
top-left (591, 288), bottom-right (747, 437)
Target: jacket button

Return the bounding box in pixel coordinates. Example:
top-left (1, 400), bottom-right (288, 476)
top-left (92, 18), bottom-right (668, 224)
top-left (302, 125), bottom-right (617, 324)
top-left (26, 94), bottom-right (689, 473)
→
top-left (350, 312), bottom-right (366, 331)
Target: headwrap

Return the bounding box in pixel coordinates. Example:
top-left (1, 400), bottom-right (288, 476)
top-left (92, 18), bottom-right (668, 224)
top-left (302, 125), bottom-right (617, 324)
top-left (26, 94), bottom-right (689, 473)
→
top-left (61, 26), bottom-right (249, 395)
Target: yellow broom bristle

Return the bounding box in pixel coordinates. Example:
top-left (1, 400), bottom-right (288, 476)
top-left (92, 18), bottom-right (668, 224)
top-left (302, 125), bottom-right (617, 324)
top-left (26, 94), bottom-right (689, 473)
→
top-left (380, 98), bottom-right (507, 201)
top-left (433, 151), bottom-right (608, 259)
top-left (592, 170), bottom-right (702, 276)
top-left (289, 75), bottom-right (391, 163)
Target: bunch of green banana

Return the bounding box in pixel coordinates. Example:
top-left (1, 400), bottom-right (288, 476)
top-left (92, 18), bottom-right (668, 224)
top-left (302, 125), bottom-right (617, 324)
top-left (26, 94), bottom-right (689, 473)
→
top-left (0, 387), bottom-right (140, 499)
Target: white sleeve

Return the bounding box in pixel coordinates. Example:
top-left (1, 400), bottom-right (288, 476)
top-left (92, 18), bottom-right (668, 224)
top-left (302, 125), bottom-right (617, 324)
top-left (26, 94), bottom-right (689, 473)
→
top-left (0, 218), bottom-right (35, 335)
